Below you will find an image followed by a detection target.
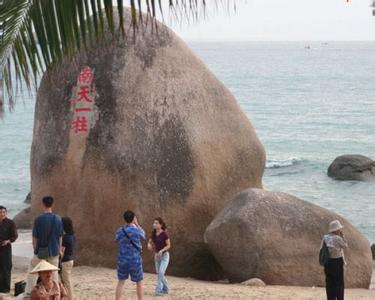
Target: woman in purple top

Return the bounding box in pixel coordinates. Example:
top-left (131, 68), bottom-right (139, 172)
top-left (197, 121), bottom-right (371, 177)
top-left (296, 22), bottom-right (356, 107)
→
top-left (147, 217), bottom-right (171, 296)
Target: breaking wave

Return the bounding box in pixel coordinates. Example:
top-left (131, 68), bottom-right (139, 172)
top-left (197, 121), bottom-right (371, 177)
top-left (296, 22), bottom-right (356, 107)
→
top-left (266, 158), bottom-right (303, 169)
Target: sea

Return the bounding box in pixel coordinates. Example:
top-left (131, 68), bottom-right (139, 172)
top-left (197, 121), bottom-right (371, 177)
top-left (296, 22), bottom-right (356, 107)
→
top-left (0, 41), bottom-right (374, 244)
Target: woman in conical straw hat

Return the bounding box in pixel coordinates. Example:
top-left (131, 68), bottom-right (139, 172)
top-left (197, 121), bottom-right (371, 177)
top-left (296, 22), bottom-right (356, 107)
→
top-left (29, 260), bottom-right (67, 300)
top-left (322, 220), bottom-right (348, 300)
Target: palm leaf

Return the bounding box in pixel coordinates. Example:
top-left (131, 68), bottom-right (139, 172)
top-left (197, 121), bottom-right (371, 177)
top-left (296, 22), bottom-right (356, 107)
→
top-left (0, 0), bottom-right (234, 115)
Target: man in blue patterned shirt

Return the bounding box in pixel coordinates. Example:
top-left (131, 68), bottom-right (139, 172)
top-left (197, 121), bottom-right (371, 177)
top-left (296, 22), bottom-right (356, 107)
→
top-left (115, 210), bottom-right (145, 300)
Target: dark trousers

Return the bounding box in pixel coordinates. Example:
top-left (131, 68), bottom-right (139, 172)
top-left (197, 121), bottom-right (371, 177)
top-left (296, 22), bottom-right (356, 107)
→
top-left (324, 257), bottom-right (344, 300)
top-left (0, 245), bottom-right (12, 293)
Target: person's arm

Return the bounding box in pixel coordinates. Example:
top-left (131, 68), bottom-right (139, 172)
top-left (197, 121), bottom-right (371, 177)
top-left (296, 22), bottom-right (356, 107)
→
top-left (10, 220), bottom-right (18, 242)
top-left (32, 219), bottom-right (38, 250)
top-left (30, 287), bottom-right (39, 300)
top-left (59, 236), bottom-right (63, 256)
top-left (138, 227), bottom-right (146, 240)
top-left (147, 238), bottom-right (155, 251)
top-left (158, 238), bottom-right (171, 255)
top-left (32, 237), bottom-right (38, 250)
top-left (338, 236), bottom-right (348, 248)
top-left (58, 218), bottom-right (64, 255)
top-left (59, 282), bottom-right (68, 299)
top-left (116, 226), bottom-right (127, 242)
top-left (338, 231), bottom-right (348, 248)
top-left (133, 217), bottom-right (146, 240)
top-left (61, 245), bottom-right (66, 257)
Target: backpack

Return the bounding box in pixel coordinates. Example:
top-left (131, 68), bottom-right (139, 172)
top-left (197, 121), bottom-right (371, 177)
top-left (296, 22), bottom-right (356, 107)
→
top-left (319, 240), bottom-right (329, 266)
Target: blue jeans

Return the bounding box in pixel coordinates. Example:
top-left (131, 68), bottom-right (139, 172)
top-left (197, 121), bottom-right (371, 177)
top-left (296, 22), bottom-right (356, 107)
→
top-left (154, 252), bottom-right (170, 294)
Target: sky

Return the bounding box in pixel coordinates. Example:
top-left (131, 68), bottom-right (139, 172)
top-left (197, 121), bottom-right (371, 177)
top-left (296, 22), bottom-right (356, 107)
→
top-left (164, 0), bottom-right (375, 41)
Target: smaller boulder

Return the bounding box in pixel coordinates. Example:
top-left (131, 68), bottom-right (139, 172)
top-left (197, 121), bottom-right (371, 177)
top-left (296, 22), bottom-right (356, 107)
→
top-left (371, 244), bottom-right (375, 260)
top-left (24, 192), bottom-right (31, 204)
top-left (13, 207), bottom-right (32, 229)
top-left (204, 188), bottom-right (373, 287)
top-left (328, 154), bottom-right (375, 181)
top-left (241, 278), bottom-right (266, 287)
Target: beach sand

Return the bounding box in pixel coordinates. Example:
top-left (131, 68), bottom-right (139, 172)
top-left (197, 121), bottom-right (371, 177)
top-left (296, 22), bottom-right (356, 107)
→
top-left (2, 267), bottom-right (374, 300)
top-left (1, 231), bottom-right (373, 300)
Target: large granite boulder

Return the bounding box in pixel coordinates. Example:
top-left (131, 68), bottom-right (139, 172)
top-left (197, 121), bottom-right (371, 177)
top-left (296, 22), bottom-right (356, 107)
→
top-left (29, 10), bottom-right (265, 279)
top-left (328, 154), bottom-right (375, 181)
top-left (204, 188), bottom-right (372, 287)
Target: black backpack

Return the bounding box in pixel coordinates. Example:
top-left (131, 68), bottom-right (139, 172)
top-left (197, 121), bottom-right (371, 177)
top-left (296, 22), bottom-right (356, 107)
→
top-left (319, 240), bottom-right (329, 266)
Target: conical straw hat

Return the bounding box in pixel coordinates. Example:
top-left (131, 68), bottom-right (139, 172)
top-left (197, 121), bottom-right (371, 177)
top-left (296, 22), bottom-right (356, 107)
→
top-left (30, 260), bottom-right (59, 274)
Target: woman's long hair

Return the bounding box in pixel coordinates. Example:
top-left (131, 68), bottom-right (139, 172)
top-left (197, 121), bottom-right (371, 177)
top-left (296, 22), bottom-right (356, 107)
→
top-left (62, 217), bottom-right (75, 235)
top-left (151, 217), bottom-right (167, 240)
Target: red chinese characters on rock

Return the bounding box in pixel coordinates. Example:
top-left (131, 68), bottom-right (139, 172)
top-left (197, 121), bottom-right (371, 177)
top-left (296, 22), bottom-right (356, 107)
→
top-left (77, 66), bottom-right (94, 85)
top-left (71, 66), bottom-right (95, 134)
top-left (72, 116), bottom-right (88, 134)
top-left (76, 86), bottom-right (92, 103)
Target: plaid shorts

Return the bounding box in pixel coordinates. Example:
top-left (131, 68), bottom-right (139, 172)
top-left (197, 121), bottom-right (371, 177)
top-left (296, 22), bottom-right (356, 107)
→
top-left (117, 256), bottom-right (144, 282)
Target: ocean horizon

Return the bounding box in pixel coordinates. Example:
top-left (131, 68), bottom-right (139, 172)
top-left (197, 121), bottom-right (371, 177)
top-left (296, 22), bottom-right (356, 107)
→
top-left (1, 40), bottom-right (374, 244)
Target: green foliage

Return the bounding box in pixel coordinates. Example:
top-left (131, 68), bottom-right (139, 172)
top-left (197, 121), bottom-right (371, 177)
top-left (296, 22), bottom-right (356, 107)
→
top-left (0, 0), bottom-right (218, 114)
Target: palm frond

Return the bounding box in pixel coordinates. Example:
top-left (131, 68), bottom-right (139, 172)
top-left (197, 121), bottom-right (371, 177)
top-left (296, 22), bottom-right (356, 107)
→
top-left (0, 0), bottom-right (235, 115)
top-left (0, 0), bottom-right (34, 110)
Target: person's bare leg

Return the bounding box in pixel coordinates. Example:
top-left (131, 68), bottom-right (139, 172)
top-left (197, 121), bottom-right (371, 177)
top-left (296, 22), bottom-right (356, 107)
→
top-left (136, 280), bottom-right (144, 300)
top-left (115, 280), bottom-right (125, 300)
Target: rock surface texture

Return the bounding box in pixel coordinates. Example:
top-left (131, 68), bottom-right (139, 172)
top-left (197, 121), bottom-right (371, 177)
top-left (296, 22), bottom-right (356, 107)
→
top-left (204, 188), bottom-right (372, 287)
top-left (241, 278), bottom-right (266, 287)
top-left (29, 10), bottom-right (265, 279)
top-left (328, 154), bottom-right (375, 181)
top-left (24, 192), bottom-right (31, 204)
top-left (13, 207), bottom-right (32, 229)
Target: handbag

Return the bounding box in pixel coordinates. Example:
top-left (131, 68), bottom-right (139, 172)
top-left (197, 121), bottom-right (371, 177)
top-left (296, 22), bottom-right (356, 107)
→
top-left (122, 227), bottom-right (142, 253)
top-left (37, 215), bottom-right (56, 259)
top-left (14, 280), bottom-right (26, 296)
top-left (319, 240), bottom-right (330, 266)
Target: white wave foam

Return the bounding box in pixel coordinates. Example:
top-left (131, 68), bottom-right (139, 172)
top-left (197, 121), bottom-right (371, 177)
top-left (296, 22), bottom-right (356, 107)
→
top-left (266, 158), bottom-right (302, 169)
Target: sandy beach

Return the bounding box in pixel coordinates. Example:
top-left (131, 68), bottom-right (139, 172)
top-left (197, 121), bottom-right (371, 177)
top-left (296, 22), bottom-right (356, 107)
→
top-left (1, 266), bottom-right (373, 300)
top-left (1, 230), bottom-right (373, 300)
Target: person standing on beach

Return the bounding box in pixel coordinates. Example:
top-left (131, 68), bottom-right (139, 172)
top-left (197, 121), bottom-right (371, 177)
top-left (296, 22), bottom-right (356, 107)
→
top-left (147, 218), bottom-right (171, 296)
top-left (115, 210), bottom-right (145, 300)
top-left (321, 220), bottom-right (347, 300)
top-left (25, 196), bottom-right (64, 298)
top-left (0, 205), bottom-right (18, 294)
top-left (61, 217), bottom-right (75, 300)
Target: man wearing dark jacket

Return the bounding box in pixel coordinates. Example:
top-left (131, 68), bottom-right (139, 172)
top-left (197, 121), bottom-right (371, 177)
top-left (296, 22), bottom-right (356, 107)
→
top-left (0, 205), bottom-right (18, 294)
